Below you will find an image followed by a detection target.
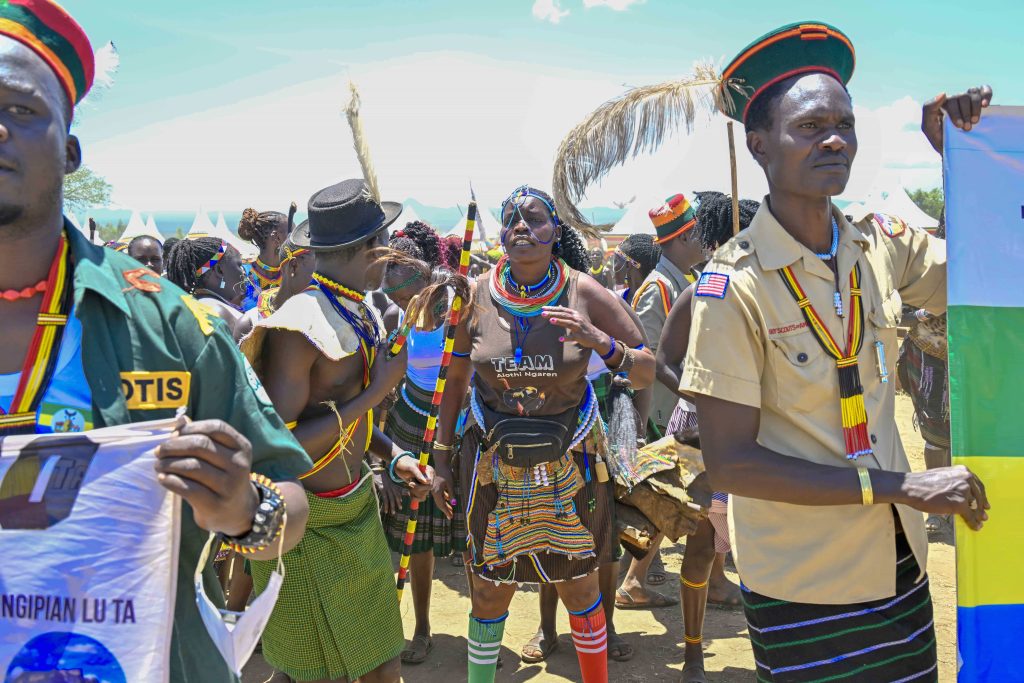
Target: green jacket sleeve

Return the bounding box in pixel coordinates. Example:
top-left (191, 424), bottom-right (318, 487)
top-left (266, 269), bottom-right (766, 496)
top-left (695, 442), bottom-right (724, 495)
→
top-left (189, 324), bottom-right (313, 481)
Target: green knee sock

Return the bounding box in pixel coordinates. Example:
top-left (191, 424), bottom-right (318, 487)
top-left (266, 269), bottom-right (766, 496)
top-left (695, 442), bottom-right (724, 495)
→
top-left (468, 611), bottom-right (507, 683)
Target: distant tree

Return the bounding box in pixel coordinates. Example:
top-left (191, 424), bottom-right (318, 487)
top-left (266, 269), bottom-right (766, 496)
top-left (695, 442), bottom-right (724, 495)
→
top-left (909, 187), bottom-right (944, 220)
top-left (63, 165), bottom-right (112, 214)
top-left (98, 220), bottom-right (125, 244)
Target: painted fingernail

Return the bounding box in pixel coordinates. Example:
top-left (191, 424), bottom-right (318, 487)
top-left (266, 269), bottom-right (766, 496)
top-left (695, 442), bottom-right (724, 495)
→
top-left (558, 336), bottom-right (565, 342)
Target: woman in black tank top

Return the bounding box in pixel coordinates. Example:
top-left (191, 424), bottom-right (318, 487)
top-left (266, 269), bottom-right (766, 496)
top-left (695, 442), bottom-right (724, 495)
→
top-left (431, 185), bottom-right (654, 683)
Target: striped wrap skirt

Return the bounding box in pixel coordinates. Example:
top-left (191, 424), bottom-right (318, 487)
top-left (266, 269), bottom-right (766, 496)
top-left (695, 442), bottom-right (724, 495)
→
top-left (381, 379), bottom-right (468, 557)
top-left (743, 533), bottom-right (937, 682)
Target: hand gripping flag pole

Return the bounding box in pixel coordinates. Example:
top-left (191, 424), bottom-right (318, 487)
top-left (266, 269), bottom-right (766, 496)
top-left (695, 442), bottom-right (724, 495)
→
top-left (396, 202), bottom-right (476, 600)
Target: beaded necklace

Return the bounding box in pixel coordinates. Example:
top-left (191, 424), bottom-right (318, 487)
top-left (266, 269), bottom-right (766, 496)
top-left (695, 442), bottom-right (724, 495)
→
top-left (251, 257), bottom-right (282, 289)
top-left (312, 272), bottom-right (380, 386)
top-left (0, 234), bottom-right (73, 434)
top-left (489, 256), bottom-right (567, 317)
top-left (779, 262), bottom-right (872, 460)
top-left (489, 256), bottom-right (568, 364)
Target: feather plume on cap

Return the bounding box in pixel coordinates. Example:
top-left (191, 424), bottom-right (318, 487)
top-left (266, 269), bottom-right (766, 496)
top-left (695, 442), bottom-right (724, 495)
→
top-left (75, 41), bottom-right (119, 112)
top-left (552, 62), bottom-right (744, 236)
top-left (344, 81), bottom-right (382, 205)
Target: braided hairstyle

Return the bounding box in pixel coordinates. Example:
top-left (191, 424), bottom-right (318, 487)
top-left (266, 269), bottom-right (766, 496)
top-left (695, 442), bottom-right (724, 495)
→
top-left (238, 208), bottom-right (289, 251)
top-left (162, 236), bottom-right (180, 259)
top-left (617, 234), bottom-right (661, 280)
top-left (166, 236), bottom-right (224, 294)
top-left (694, 191), bottom-right (760, 252)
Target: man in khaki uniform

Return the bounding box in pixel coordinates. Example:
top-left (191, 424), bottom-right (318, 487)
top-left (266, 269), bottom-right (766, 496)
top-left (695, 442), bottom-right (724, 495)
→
top-left (633, 193), bottom-right (704, 434)
top-left (679, 21), bottom-right (991, 682)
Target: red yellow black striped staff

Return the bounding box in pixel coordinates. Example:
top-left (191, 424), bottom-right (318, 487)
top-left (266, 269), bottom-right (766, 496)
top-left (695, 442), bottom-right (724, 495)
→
top-left (396, 202), bottom-right (477, 600)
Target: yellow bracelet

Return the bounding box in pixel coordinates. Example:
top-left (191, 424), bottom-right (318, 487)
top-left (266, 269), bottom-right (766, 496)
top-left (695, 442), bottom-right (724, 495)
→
top-left (857, 467), bottom-right (874, 506)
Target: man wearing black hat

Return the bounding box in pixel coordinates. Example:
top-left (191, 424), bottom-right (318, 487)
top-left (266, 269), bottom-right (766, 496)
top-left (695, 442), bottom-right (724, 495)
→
top-left (241, 179), bottom-right (434, 683)
top-left (679, 21), bottom-right (991, 682)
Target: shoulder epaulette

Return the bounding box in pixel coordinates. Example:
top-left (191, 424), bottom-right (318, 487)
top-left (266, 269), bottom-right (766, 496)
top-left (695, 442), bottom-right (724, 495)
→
top-left (870, 213), bottom-right (907, 238)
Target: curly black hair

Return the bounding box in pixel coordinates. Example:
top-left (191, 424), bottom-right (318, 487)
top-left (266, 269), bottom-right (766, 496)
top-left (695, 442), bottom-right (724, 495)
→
top-left (166, 237), bottom-right (224, 294)
top-left (390, 220), bottom-right (445, 267)
top-left (694, 191), bottom-right (760, 252)
top-left (617, 234), bottom-right (661, 278)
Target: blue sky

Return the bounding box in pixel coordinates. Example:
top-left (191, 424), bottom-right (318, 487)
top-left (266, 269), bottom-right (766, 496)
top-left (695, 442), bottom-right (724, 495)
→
top-left (61, 0), bottom-right (1024, 213)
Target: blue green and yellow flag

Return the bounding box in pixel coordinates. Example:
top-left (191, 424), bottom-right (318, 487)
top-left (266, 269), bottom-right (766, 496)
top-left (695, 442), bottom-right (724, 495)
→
top-left (944, 106), bottom-right (1024, 682)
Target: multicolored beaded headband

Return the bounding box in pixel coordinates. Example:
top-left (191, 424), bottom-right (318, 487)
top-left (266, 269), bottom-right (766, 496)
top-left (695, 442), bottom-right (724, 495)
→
top-left (500, 185), bottom-right (561, 246)
top-left (501, 185), bottom-right (561, 226)
top-left (195, 240), bottom-right (227, 278)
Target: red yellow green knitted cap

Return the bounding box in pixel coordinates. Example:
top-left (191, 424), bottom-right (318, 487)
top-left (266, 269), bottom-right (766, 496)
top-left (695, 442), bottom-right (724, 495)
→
top-left (0, 0), bottom-right (94, 108)
top-left (718, 21), bottom-right (855, 123)
top-left (649, 194), bottom-right (696, 244)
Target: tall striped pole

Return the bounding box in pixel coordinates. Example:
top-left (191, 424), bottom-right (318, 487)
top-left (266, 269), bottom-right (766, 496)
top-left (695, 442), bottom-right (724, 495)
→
top-left (396, 202), bottom-right (476, 600)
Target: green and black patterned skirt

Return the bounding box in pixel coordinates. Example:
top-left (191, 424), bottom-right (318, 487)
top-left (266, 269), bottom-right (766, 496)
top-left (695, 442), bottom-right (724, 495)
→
top-left (743, 533), bottom-right (937, 683)
top-left (381, 379), bottom-right (468, 557)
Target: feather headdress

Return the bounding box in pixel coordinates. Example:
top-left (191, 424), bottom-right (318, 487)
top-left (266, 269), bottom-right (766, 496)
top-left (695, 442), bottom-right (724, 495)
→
top-left (552, 62), bottom-right (745, 236)
top-left (344, 81), bottom-right (382, 205)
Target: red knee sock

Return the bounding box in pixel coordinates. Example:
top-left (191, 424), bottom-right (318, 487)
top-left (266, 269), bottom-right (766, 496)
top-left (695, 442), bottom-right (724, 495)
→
top-left (568, 598), bottom-right (608, 683)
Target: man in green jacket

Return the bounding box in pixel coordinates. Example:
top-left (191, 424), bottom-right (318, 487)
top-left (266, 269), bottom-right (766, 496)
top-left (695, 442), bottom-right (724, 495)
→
top-left (0, 3), bottom-right (312, 681)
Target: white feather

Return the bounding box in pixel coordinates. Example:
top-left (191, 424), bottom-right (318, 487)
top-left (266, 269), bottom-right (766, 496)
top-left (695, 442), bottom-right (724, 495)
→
top-left (92, 41), bottom-right (120, 90)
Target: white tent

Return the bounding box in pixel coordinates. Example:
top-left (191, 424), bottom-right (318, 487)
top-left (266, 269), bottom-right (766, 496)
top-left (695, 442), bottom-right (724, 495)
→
top-left (117, 210), bottom-right (147, 242)
top-left (863, 186), bottom-right (938, 230)
top-left (119, 211), bottom-right (164, 243)
top-left (188, 210), bottom-right (256, 258)
top-left (145, 215), bottom-right (162, 239)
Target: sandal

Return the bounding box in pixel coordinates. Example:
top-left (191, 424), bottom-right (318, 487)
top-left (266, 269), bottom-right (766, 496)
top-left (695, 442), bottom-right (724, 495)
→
top-left (608, 633), bottom-right (634, 662)
top-left (647, 553), bottom-right (667, 586)
top-left (521, 630), bottom-right (559, 663)
top-left (707, 580), bottom-right (743, 610)
top-left (615, 587), bottom-right (680, 610)
top-left (401, 634), bottom-right (433, 665)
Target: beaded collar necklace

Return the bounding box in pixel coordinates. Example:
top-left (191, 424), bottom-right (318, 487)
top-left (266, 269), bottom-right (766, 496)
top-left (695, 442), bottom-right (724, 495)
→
top-left (1, 234), bottom-right (73, 434)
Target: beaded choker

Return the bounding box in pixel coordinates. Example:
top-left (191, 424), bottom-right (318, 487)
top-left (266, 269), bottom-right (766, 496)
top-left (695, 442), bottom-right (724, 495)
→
top-left (779, 263), bottom-right (872, 460)
top-left (312, 272), bottom-right (380, 376)
top-left (488, 256), bottom-right (568, 318)
top-left (252, 257), bottom-right (283, 289)
top-left (312, 272), bottom-right (365, 303)
top-left (1, 235), bottom-right (73, 434)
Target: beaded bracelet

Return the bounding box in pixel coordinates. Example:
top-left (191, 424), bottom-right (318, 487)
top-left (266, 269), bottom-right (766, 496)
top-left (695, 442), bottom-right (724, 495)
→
top-left (615, 346), bottom-right (635, 375)
top-left (224, 473), bottom-right (286, 555)
top-left (388, 451), bottom-right (416, 484)
top-left (600, 336), bottom-right (617, 360)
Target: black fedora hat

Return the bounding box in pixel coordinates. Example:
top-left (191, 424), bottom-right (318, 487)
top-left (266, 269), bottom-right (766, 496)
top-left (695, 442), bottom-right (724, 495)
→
top-left (293, 178), bottom-right (403, 250)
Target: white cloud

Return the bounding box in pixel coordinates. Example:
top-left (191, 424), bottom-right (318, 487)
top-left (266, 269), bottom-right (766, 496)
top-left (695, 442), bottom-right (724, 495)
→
top-left (532, 0), bottom-right (570, 24)
top-left (583, 0), bottom-right (645, 10)
top-left (84, 52), bottom-right (941, 214)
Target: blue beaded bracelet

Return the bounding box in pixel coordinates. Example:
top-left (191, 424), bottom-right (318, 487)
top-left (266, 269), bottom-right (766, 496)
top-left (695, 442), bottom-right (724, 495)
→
top-left (388, 451), bottom-right (416, 484)
top-left (600, 337), bottom-right (617, 360)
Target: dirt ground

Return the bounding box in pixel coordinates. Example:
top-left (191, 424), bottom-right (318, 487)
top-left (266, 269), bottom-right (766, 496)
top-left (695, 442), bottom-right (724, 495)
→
top-left (244, 394), bottom-right (956, 682)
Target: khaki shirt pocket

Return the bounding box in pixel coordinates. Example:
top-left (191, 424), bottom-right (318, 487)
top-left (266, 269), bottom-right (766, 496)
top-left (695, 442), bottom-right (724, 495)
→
top-left (767, 324), bottom-right (832, 414)
top-left (868, 289), bottom-right (903, 383)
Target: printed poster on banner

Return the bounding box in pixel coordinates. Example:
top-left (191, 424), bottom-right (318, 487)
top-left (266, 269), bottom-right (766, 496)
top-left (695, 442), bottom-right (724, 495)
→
top-left (0, 419), bottom-right (180, 683)
top-left (944, 106), bottom-right (1024, 683)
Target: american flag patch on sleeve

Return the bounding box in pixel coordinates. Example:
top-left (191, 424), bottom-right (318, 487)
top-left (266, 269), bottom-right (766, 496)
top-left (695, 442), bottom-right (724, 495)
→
top-left (695, 272), bottom-right (730, 298)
